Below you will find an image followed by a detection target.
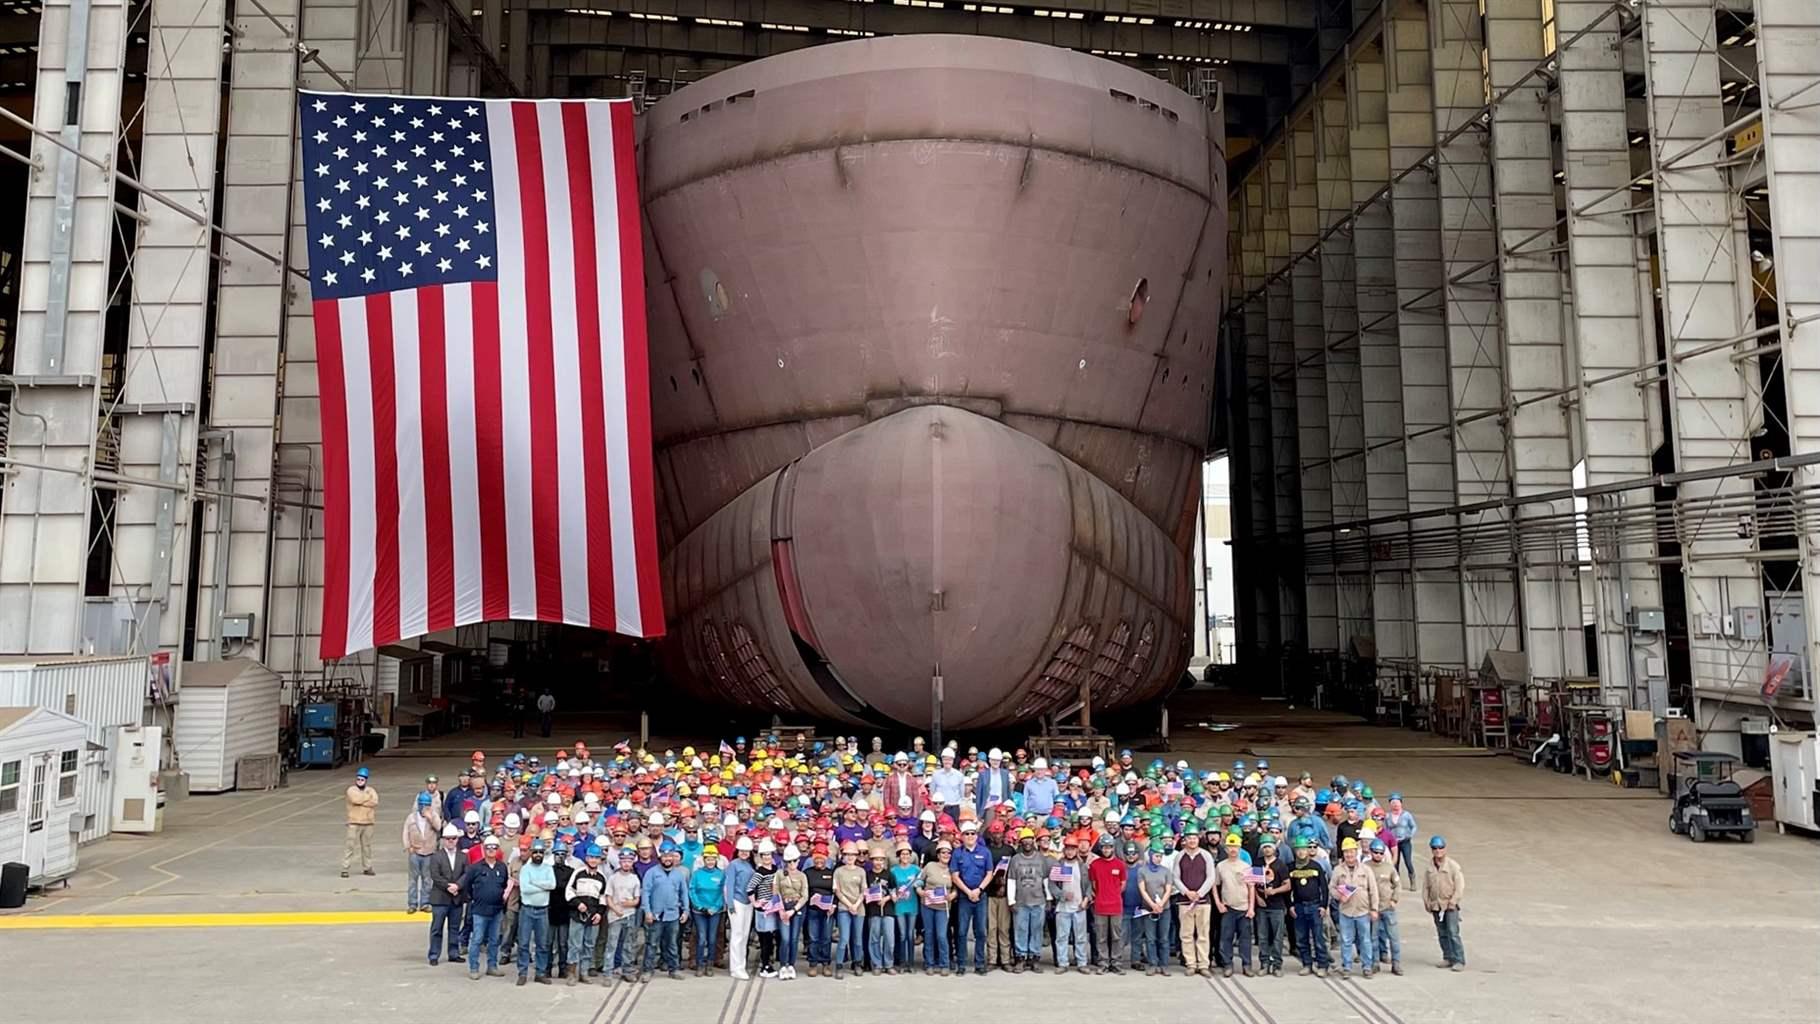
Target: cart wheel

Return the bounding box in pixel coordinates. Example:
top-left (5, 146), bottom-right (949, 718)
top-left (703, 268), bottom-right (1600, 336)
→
top-left (1740, 828), bottom-right (1755, 844)
top-left (1689, 823), bottom-right (1706, 843)
top-left (1668, 813), bottom-right (1683, 835)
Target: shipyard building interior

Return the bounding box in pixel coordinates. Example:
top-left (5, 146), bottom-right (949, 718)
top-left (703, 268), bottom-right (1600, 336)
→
top-left (1, 0), bottom-right (1818, 1020)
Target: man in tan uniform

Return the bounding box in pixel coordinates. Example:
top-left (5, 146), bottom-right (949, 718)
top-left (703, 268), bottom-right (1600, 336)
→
top-left (1330, 837), bottom-right (1380, 979)
top-left (343, 766), bottom-right (379, 877)
top-left (1422, 835), bottom-right (1466, 971)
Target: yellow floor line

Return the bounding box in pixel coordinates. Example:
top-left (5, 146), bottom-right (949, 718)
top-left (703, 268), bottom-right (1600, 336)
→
top-left (0, 910), bottom-right (419, 930)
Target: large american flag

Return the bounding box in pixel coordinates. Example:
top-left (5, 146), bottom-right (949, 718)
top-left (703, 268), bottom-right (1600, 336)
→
top-left (298, 91), bottom-right (663, 659)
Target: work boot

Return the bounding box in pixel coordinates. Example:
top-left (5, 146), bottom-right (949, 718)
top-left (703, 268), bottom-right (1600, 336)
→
top-left (1298, 965), bottom-right (1313, 977)
top-left (363, 868), bottom-right (376, 876)
top-left (340, 871), bottom-right (350, 878)
top-left (485, 967), bottom-right (504, 978)
top-left (469, 968), bottom-right (480, 981)
top-left (578, 970), bottom-right (592, 985)
top-left (1392, 962), bottom-right (1404, 976)
top-left (1315, 966), bottom-right (1328, 978)
top-left (566, 966), bottom-right (578, 986)
top-left (1223, 966), bottom-right (1234, 978)
top-left (516, 975), bottom-right (527, 987)
top-left (1437, 961), bottom-right (1455, 969)
top-left (535, 973), bottom-right (553, 985)
top-left (1243, 965), bottom-right (1254, 978)
top-left (834, 966), bottom-right (845, 980)
top-left (1338, 968), bottom-right (1350, 979)
top-left (1451, 963), bottom-right (1465, 972)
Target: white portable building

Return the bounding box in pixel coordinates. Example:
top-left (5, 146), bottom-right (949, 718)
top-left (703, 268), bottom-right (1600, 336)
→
top-left (172, 659), bottom-right (284, 793)
top-left (0, 706), bottom-right (90, 885)
top-left (0, 655), bottom-right (150, 843)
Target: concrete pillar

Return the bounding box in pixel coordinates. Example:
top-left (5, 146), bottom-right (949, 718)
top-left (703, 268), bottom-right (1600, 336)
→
top-left (1265, 147), bottom-right (1307, 648)
top-left (1640, 0), bottom-right (1766, 707)
top-left (1431, 0), bottom-right (1518, 670)
top-left (1348, 40), bottom-right (1415, 667)
top-left (1238, 179), bottom-right (1281, 651)
top-left (1757, 0), bottom-right (1820, 701)
top-left (1290, 121), bottom-right (1336, 651)
top-left (112, 0), bottom-right (229, 658)
top-left (1486, 0), bottom-right (1583, 680)
top-left (1389, 1), bottom-right (1466, 671)
top-left (1557, 0), bottom-right (1669, 707)
top-left (0, 0), bottom-right (128, 653)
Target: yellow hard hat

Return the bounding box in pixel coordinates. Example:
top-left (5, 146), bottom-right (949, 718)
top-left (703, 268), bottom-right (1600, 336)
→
top-left (1341, 837), bottom-right (1359, 851)
top-left (1223, 833), bottom-right (1241, 846)
top-left (1018, 827), bottom-right (1035, 840)
top-left (683, 746), bottom-right (696, 757)
top-left (1218, 772), bottom-right (1231, 782)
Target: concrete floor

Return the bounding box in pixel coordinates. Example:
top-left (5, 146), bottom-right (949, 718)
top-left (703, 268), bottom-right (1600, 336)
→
top-left (5, 692), bottom-right (1817, 1023)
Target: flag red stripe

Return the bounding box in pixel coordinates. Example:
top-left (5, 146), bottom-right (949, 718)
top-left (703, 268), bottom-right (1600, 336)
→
top-left (365, 291), bottom-right (402, 647)
top-left (562, 102), bottom-right (617, 631)
top-left (612, 101), bottom-right (664, 635)
top-left (512, 102), bottom-right (564, 623)
top-left (314, 298), bottom-right (352, 659)
top-left (417, 286), bottom-right (456, 632)
top-left (472, 281), bottom-right (510, 622)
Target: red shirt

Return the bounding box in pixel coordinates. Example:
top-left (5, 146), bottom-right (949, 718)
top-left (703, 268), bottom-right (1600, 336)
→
top-left (1087, 856), bottom-right (1127, 915)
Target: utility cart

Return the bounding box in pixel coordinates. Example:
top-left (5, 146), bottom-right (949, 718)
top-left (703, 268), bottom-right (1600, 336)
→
top-left (1668, 751), bottom-right (1758, 843)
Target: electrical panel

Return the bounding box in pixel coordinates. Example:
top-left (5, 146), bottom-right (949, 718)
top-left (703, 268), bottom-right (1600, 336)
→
top-left (1632, 608), bottom-right (1666, 632)
top-left (1733, 606), bottom-right (1763, 641)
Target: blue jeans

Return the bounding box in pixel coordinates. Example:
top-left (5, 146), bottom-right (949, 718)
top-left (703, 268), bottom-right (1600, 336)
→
top-left (1395, 839), bottom-right (1416, 883)
top-left (1219, 909), bottom-right (1253, 969)
top-left (1338, 914), bottom-right (1373, 972)
top-left (920, 905), bottom-right (950, 968)
top-left (1257, 907), bottom-right (1287, 967)
top-left (1013, 904), bottom-right (1044, 960)
top-left (568, 919), bottom-right (599, 974)
top-left (894, 909), bottom-right (917, 965)
top-left (835, 910), bottom-right (865, 968)
top-left (603, 917), bottom-right (640, 978)
top-left (1053, 909), bottom-right (1088, 967)
top-left (954, 896), bottom-right (987, 969)
top-left (516, 905), bottom-right (551, 977)
top-left (428, 903), bottom-right (458, 962)
top-left (467, 911), bottom-right (502, 971)
top-left (406, 853), bottom-right (432, 911)
top-left (1433, 908), bottom-right (1465, 965)
top-left (806, 909), bottom-right (833, 964)
top-left (868, 914), bottom-right (896, 968)
top-left (1375, 907), bottom-right (1401, 964)
top-left (779, 912), bottom-right (801, 967)
top-left (643, 918), bottom-right (680, 972)
top-left (694, 911), bottom-right (722, 968)
top-left (1140, 911), bottom-right (1169, 968)
top-left (1293, 904), bottom-right (1330, 968)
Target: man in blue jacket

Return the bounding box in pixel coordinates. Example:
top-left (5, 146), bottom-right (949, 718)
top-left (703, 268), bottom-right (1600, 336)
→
top-left (460, 836), bottom-right (511, 979)
top-left (975, 749), bottom-right (1016, 824)
top-left (950, 820), bottom-right (995, 975)
top-left (641, 843), bottom-right (692, 979)
top-left (1022, 759), bottom-right (1059, 821)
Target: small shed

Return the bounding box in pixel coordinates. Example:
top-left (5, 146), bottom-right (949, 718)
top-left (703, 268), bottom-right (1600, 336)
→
top-left (172, 659), bottom-right (283, 793)
top-left (0, 654), bottom-right (151, 843)
top-left (0, 706), bottom-right (89, 886)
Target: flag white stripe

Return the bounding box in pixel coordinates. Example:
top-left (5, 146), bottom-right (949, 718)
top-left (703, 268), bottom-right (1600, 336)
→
top-left (488, 102), bottom-right (538, 620)
top-left (587, 102), bottom-right (641, 636)
top-left (444, 283), bottom-right (484, 625)
top-left (391, 289), bottom-right (429, 640)
top-left (538, 101), bottom-right (593, 627)
top-left (338, 297), bottom-right (378, 655)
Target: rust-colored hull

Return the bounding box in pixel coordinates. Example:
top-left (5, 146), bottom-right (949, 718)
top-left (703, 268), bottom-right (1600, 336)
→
top-left (641, 36), bottom-right (1227, 730)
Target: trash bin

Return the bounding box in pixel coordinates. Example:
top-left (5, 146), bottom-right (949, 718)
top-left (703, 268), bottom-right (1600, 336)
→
top-left (0, 862), bottom-right (27, 909)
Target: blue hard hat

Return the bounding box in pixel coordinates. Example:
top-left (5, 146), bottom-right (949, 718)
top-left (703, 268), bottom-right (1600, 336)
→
top-left (1370, 839), bottom-right (1388, 853)
top-left (1119, 749), bottom-right (1133, 758)
top-left (416, 792), bottom-right (432, 805)
top-left (736, 736), bottom-right (746, 744)
top-left (1256, 759), bottom-right (1269, 769)
top-left (1388, 792), bottom-right (1403, 802)
top-left (1233, 760), bottom-right (1245, 771)
top-left (585, 844), bottom-right (603, 859)
top-left (1315, 789), bottom-right (1333, 805)
top-left (659, 840), bottom-right (679, 855)
top-left (1429, 835), bottom-right (1447, 849)
top-left (355, 767), bottom-right (370, 778)
top-left (531, 838), bottom-right (545, 851)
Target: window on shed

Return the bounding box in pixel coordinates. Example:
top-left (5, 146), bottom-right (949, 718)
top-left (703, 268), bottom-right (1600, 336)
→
top-left (65, 693), bottom-right (77, 716)
top-left (59, 749), bottom-right (79, 800)
top-left (0, 760), bottom-right (18, 814)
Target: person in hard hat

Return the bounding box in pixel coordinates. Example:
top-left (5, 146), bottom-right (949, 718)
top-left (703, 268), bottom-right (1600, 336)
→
top-left (863, 847), bottom-right (897, 973)
top-left (1047, 835), bottom-right (1090, 973)
top-left (725, 834), bottom-right (756, 979)
top-left (1213, 832), bottom-right (1256, 977)
top-left (976, 749), bottom-right (1016, 824)
top-left (1171, 829), bottom-right (1217, 976)
top-left (514, 838), bottom-right (557, 985)
top-left (403, 792), bottom-right (439, 913)
top-left (1385, 794), bottom-right (1418, 886)
top-left (748, 840), bottom-right (782, 978)
top-left (1023, 758), bottom-right (1059, 822)
top-left (427, 823), bottom-right (467, 965)
top-left (1255, 837), bottom-right (1290, 976)
top-left (1331, 837), bottom-right (1380, 979)
top-left (1087, 833), bottom-right (1129, 974)
top-left (602, 848), bottom-right (645, 982)
top-left (776, 844), bottom-right (809, 979)
top-left (688, 845), bottom-right (726, 977)
top-left (915, 841), bottom-right (956, 974)
top-left (832, 841), bottom-right (869, 977)
top-left (564, 846), bottom-right (608, 985)
top-left (803, 843), bottom-right (837, 975)
top-left (1286, 836), bottom-right (1331, 976)
top-left (926, 749), bottom-right (964, 822)
top-left (1004, 826), bottom-right (1051, 972)
top-left (639, 841), bottom-right (690, 979)
top-left (983, 820), bottom-right (1016, 971)
top-left (460, 835), bottom-right (511, 979)
top-left (1135, 841), bottom-right (1175, 975)
top-left (1367, 839), bottom-right (1403, 975)
top-left (890, 840), bottom-right (921, 969)
top-left (950, 819), bottom-right (995, 974)
top-left (342, 766), bottom-right (379, 878)
top-left (1422, 836), bottom-right (1466, 971)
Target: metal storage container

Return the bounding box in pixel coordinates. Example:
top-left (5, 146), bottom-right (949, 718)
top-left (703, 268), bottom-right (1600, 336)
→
top-left (172, 659), bottom-right (284, 793)
top-left (0, 655), bottom-right (152, 843)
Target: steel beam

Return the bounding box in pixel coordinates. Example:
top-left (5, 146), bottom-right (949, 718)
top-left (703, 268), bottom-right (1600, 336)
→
top-left (1238, 176), bottom-right (1282, 649)
top-left (525, 0), bottom-right (1322, 33)
top-left (1315, 84), bottom-right (1369, 646)
top-left (1265, 147), bottom-right (1307, 647)
top-left (1290, 118), bottom-right (1337, 650)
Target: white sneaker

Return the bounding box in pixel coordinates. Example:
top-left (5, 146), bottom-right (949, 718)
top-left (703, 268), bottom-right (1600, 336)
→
top-left (730, 970), bottom-right (751, 981)
top-left (760, 967), bottom-right (778, 979)
top-left (782, 966), bottom-right (795, 980)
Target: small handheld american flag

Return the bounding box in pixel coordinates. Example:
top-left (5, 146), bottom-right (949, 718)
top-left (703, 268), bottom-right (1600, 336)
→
top-left (296, 91), bottom-right (663, 658)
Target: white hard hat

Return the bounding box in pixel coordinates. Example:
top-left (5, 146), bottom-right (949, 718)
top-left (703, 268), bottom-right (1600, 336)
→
top-left (960, 820), bottom-right (979, 832)
top-left (1032, 758), bottom-right (1048, 770)
top-left (1115, 783), bottom-right (1130, 796)
top-left (893, 751), bottom-right (910, 763)
top-left (898, 795), bottom-right (912, 809)
top-left (919, 810), bottom-right (937, 823)
top-left (768, 817), bottom-right (786, 831)
top-left (584, 792), bottom-right (601, 807)
top-left (783, 843), bottom-right (802, 861)
top-left (483, 836), bottom-right (500, 847)
top-left (575, 811), bottom-right (591, 823)
top-left (464, 810), bottom-right (481, 824)
top-left (441, 823), bottom-right (461, 837)
top-left (617, 798), bottom-right (634, 812)
top-left (722, 812), bottom-right (740, 828)
top-left (1275, 776), bottom-right (1288, 787)
top-left (1091, 756), bottom-right (1105, 768)
top-left (649, 812), bottom-right (665, 826)
top-left (504, 812), bottom-right (521, 828)
top-left (757, 839), bottom-right (776, 855)
top-left (735, 836), bottom-right (754, 853)
top-left (1105, 809), bottom-right (1121, 822)
top-left (853, 799), bottom-right (869, 811)
top-left (1175, 760), bottom-right (1189, 771)
top-left (546, 793), bottom-right (562, 806)
top-left (988, 748), bottom-right (1004, 761)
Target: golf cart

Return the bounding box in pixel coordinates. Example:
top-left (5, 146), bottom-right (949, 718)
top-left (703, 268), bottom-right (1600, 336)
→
top-left (1668, 751), bottom-right (1757, 843)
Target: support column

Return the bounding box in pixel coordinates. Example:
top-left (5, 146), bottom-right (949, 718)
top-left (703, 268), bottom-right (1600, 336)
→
top-left (1265, 148), bottom-right (1306, 649)
top-left (1486, 0), bottom-right (1582, 679)
top-left (1350, 39), bottom-right (1415, 667)
top-left (113, 0), bottom-right (230, 657)
top-left (1432, 0), bottom-right (1518, 670)
top-left (1238, 180), bottom-right (1280, 652)
top-left (0, 0), bottom-right (129, 653)
top-left (1290, 121), bottom-right (1337, 651)
top-left (1316, 83), bottom-right (1370, 648)
top-left (1758, 0), bottom-right (1820, 702)
top-left (1640, 0), bottom-right (1765, 707)
top-left (1390, 1), bottom-right (1465, 670)
top-left (1558, 0), bottom-right (1669, 708)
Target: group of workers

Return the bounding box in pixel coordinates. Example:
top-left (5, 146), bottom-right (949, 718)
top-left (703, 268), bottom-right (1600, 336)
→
top-left (376, 734), bottom-right (1469, 986)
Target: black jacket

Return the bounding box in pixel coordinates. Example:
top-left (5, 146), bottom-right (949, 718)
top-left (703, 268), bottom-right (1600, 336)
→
top-left (550, 862), bottom-right (576, 926)
top-left (461, 859), bottom-right (510, 915)
top-left (429, 848), bottom-right (468, 906)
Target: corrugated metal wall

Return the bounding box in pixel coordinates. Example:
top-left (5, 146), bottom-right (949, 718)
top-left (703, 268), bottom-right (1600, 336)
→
top-left (0, 656), bottom-right (150, 842)
top-left (221, 671), bottom-right (282, 788)
top-left (172, 689), bottom-right (227, 792)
